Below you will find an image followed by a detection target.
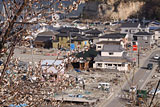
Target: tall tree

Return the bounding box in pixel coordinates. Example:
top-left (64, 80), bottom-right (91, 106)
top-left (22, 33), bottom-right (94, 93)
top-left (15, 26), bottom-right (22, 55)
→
top-left (0, 0), bottom-right (82, 106)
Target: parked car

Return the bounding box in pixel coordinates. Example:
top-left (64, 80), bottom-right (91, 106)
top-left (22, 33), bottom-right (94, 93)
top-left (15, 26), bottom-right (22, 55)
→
top-left (153, 54), bottom-right (159, 60)
top-left (98, 82), bottom-right (110, 91)
top-left (147, 63), bottom-right (153, 70)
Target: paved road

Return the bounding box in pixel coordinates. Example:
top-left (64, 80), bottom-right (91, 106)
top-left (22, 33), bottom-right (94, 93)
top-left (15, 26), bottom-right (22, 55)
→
top-left (104, 49), bottom-right (160, 107)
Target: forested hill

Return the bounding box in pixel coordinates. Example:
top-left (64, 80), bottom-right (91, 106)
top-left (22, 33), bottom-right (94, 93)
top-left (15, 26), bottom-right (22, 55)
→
top-left (82, 0), bottom-right (160, 20)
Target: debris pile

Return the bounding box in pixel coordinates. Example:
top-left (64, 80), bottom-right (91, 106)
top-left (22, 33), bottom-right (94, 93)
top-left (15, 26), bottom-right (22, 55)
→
top-left (0, 58), bottom-right (76, 106)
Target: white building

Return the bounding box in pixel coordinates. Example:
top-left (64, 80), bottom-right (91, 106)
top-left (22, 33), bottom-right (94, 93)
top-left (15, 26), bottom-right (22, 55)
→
top-left (96, 41), bottom-right (123, 51)
top-left (154, 28), bottom-right (160, 43)
top-left (120, 22), bottom-right (149, 42)
top-left (93, 45), bottom-right (132, 71)
top-left (96, 33), bottom-right (128, 51)
top-left (120, 23), bottom-right (140, 34)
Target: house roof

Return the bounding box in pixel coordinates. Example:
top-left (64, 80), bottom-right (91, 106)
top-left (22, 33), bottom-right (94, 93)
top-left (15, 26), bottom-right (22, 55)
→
top-left (56, 32), bottom-right (83, 37)
top-left (99, 33), bottom-right (126, 39)
top-left (56, 33), bottom-right (68, 37)
top-left (76, 49), bottom-right (98, 60)
top-left (37, 31), bottom-right (55, 36)
top-left (94, 55), bottom-right (132, 63)
top-left (86, 35), bottom-right (98, 38)
top-left (134, 32), bottom-right (152, 36)
top-left (84, 29), bottom-right (102, 34)
top-left (71, 36), bottom-right (88, 41)
top-left (96, 41), bottom-right (121, 45)
top-left (71, 33), bottom-right (84, 37)
top-left (155, 28), bottom-right (160, 31)
top-left (121, 22), bottom-right (139, 28)
top-left (35, 36), bottom-right (52, 42)
top-left (57, 27), bottom-right (80, 33)
top-left (102, 45), bottom-right (124, 52)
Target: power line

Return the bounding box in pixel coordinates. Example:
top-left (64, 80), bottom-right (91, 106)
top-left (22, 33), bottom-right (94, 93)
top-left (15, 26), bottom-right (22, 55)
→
top-left (149, 80), bottom-right (160, 107)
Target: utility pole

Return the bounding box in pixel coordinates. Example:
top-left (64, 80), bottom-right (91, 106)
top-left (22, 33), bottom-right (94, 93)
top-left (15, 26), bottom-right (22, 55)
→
top-left (149, 80), bottom-right (160, 107)
top-left (138, 46), bottom-right (140, 68)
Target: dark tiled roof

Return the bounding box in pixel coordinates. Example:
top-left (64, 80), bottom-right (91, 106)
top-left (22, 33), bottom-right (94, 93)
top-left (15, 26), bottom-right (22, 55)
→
top-left (37, 31), bottom-right (55, 36)
top-left (84, 29), bottom-right (102, 34)
top-left (121, 22), bottom-right (139, 28)
top-left (94, 55), bottom-right (131, 62)
top-left (35, 36), bottom-right (52, 42)
top-left (102, 45), bottom-right (124, 52)
top-left (76, 49), bottom-right (98, 59)
top-left (56, 32), bottom-right (83, 37)
top-left (71, 33), bottom-right (84, 37)
top-left (134, 32), bottom-right (152, 36)
top-left (96, 41), bottom-right (120, 45)
top-left (67, 36), bottom-right (88, 43)
top-left (56, 33), bottom-right (68, 37)
top-left (99, 33), bottom-right (126, 39)
top-left (86, 35), bottom-right (98, 38)
top-left (71, 36), bottom-right (88, 41)
top-left (57, 27), bottom-right (80, 33)
top-left (155, 28), bottom-right (160, 31)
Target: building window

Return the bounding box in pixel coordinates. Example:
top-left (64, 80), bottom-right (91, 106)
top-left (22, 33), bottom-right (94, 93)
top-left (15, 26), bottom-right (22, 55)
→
top-left (118, 64), bottom-right (121, 67)
top-left (125, 29), bottom-right (128, 32)
top-left (133, 36), bottom-right (137, 41)
top-left (108, 64), bottom-right (112, 66)
top-left (97, 63), bottom-right (102, 67)
top-left (145, 42), bottom-right (148, 43)
top-left (109, 53), bottom-right (114, 55)
top-left (98, 46), bottom-right (101, 48)
top-left (113, 64), bottom-right (117, 66)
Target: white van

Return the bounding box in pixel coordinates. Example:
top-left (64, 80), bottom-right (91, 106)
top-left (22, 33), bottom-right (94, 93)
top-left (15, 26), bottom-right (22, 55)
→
top-left (98, 82), bottom-right (110, 90)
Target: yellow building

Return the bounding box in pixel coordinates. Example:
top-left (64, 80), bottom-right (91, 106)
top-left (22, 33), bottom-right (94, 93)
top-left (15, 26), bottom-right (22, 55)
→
top-left (55, 32), bottom-right (90, 49)
top-left (55, 33), bottom-right (70, 49)
top-left (69, 36), bottom-right (90, 49)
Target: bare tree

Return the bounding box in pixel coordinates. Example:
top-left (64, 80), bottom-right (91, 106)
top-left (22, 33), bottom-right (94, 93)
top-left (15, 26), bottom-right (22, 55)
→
top-left (0, 0), bottom-right (83, 106)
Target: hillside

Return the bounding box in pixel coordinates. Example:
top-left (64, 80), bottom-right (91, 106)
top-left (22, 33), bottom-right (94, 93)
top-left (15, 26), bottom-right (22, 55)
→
top-left (82, 0), bottom-right (160, 20)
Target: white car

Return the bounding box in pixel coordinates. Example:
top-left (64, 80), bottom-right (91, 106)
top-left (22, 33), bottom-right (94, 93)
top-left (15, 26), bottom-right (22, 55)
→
top-left (129, 86), bottom-right (137, 93)
top-left (98, 82), bottom-right (110, 90)
top-left (153, 54), bottom-right (159, 60)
